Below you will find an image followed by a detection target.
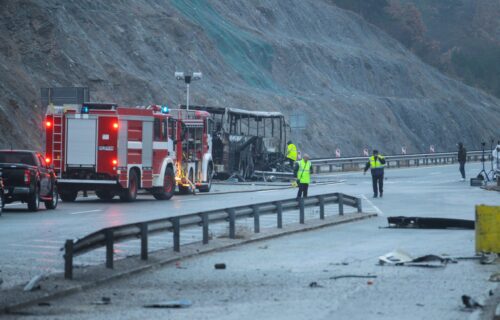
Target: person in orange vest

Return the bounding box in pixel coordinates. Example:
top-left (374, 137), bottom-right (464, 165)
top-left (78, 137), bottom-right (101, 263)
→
top-left (363, 150), bottom-right (385, 198)
top-left (296, 154), bottom-right (311, 200)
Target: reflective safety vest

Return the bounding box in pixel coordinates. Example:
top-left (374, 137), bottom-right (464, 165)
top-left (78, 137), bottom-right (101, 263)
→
top-left (369, 155), bottom-right (385, 169)
top-left (287, 144), bottom-right (298, 161)
top-left (297, 159), bottom-right (311, 184)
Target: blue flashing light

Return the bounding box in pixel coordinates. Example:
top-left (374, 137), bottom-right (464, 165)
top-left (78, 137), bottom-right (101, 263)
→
top-left (81, 106), bottom-right (89, 114)
top-left (161, 105), bottom-right (169, 114)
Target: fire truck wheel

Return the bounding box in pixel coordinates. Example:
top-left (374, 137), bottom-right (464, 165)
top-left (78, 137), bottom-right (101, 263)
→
top-left (27, 186), bottom-right (40, 212)
top-left (44, 186), bottom-right (59, 210)
top-left (60, 191), bottom-right (78, 202)
top-left (199, 163), bottom-right (213, 193)
top-left (153, 167), bottom-right (175, 200)
top-left (96, 190), bottom-right (115, 201)
top-left (120, 170), bottom-right (138, 202)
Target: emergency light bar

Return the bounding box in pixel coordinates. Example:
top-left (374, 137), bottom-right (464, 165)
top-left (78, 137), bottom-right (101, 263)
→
top-left (161, 105), bottom-right (169, 114)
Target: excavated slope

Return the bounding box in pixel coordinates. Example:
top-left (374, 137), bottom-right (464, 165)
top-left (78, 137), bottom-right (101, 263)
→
top-left (0, 0), bottom-right (499, 156)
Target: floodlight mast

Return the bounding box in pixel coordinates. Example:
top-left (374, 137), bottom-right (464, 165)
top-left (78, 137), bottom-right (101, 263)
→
top-left (175, 71), bottom-right (202, 111)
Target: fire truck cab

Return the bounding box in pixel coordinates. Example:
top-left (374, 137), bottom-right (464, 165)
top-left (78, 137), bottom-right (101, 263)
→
top-left (45, 103), bottom-right (213, 202)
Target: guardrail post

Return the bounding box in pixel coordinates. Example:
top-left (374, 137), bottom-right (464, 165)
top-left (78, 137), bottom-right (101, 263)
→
top-left (253, 205), bottom-right (260, 233)
top-left (64, 239), bottom-right (74, 280)
top-left (202, 213), bottom-right (209, 244)
top-left (397, 160), bottom-right (400, 168)
top-left (276, 202), bottom-right (283, 228)
top-left (319, 196), bottom-right (325, 219)
top-left (172, 217), bottom-right (180, 252)
top-left (299, 198), bottom-right (305, 224)
top-left (329, 164), bottom-right (333, 172)
top-left (105, 229), bottom-right (114, 269)
top-left (228, 208), bottom-right (236, 239)
top-left (338, 193), bottom-right (344, 216)
top-left (140, 223), bottom-right (148, 260)
top-left (356, 198), bottom-right (362, 213)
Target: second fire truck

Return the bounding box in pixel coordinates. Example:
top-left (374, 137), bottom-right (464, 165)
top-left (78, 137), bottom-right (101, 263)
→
top-left (45, 103), bottom-right (214, 202)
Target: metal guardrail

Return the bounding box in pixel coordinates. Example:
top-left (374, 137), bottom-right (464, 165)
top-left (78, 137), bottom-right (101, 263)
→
top-left (63, 192), bottom-right (362, 279)
top-left (255, 151), bottom-right (488, 179)
top-left (312, 150), bottom-right (487, 173)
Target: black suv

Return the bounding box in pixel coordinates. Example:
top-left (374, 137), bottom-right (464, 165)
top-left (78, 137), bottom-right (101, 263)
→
top-left (0, 150), bottom-right (58, 211)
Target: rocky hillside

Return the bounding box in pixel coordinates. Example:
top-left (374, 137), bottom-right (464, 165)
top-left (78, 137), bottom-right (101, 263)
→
top-left (0, 0), bottom-right (499, 157)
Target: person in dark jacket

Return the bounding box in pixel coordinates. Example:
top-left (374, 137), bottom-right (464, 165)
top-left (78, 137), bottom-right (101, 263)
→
top-left (458, 142), bottom-right (467, 181)
top-left (364, 150), bottom-right (386, 198)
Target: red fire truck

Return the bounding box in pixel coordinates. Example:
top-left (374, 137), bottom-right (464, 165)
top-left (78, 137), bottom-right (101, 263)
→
top-left (45, 103), bottom-right (213, 202)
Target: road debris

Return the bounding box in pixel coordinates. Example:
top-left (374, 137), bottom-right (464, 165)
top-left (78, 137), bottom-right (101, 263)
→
top-left (92, 297), bottom-right (111, 305)
top-left (23, 274), bottom-right (44, 292)
top-left (387, 216), bottom-right (474, 229)
top-left (143, 299), bottom-right (192, 308)
top-left (480, 253), bottom-right (499, 265)
top-left (309, 281), bottom-right (323, 288)
top-left (214, 263), bottom-right (226, 269)
top-left (378, 249), bottom-right (455, 267)
top-left (490, 272), bottom-right (500, 282)
top-left (330, 274), bottom-right (377, 280)
top-left (461, 295), bottom-right (483, 310)
top-left (37, 302), bottom-right (51, 307)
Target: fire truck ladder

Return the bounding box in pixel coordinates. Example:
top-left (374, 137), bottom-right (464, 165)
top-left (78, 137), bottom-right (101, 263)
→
top-left (52, 114), bottom-right (64, 176)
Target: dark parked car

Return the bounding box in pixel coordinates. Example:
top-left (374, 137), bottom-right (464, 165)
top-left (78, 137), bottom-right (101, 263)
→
top-left (0, 150), bottom-right (58, 211)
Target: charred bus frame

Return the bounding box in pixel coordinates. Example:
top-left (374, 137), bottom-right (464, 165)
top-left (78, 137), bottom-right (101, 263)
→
top-left (180, 105), bottom-right (289, 179)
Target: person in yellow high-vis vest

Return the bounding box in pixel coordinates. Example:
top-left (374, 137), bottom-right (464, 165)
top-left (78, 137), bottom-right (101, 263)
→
top-left (286, 141), bottom-right (298, 168)
top-left (296, 154), bottom-right (311, 200)
top-left (363, 150), bottom-right (385, 198)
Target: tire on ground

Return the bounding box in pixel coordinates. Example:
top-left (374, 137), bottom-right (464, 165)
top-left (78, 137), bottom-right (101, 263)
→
top-left (27, 186), bottom-right (40, 212)
top-left (60, 191), bottom-right (78, 202)
top-left (44, 186), bottom-right (59, 210)
top-left (198, 162), bottom-right (213, 193)
top-left (120, 170), bottom-right (138, 202)
top-left (153, 166), bottom-right (175, 200)
top-left (96, 190), bottom-right (115, 201)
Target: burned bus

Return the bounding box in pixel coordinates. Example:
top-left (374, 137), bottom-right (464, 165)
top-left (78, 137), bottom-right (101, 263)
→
top-left (180, 105), bottom-right (289, 180)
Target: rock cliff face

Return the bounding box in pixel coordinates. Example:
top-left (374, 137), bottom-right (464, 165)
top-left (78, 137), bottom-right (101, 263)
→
top-left (0, 0), bottom-right (499, 156)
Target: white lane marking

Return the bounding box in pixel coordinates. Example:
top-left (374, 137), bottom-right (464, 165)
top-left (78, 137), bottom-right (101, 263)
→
top-left (176, 198), bottom-right (200, 202)
top-left (33, 239), bottom-right (66, 243)
top-left (361, 194), bottom-right (384, 216)
top-left (4, 203), bottom-right (24, 207)
top-left (256, 189), bottom-right (284, 193)
top-left (69, 209), bottom-right (103, 215)
top-left (9, 243), bottom-right (61, 249)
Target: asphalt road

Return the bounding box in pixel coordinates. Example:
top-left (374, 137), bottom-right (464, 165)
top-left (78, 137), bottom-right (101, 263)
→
top-left (0, 163), bottom-right (498, 316)
top-left (1, 162), bottom-right (499, 319)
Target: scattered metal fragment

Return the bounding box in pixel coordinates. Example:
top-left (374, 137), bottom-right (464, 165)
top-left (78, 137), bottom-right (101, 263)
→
top-left (23, 275), bottom-right (44, 292)
top-left (92, 297), bottom-right (111, 305)
top-left (387, 216), bottom-right (474, 230)
top-left (214, 263), bottom-right (226, 269)
top-left (416, 303), bottom-right (424, 307)
top-left (38, 302), bottom-right (51, 307)
top-left (461, 295), bottom-right (483, 309)
top-left (309, 281), bottom-right (323, 288)
top-left (489, 272), bottom-right (500, 282)
top-left (330, 274), bottom-right (377, 280)
top-left (480, 253), bottom-right (499, 265)
top-left (378, 250), bottom-right (453, 267)
top-left (143, 299), bottom-right (192, 308)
